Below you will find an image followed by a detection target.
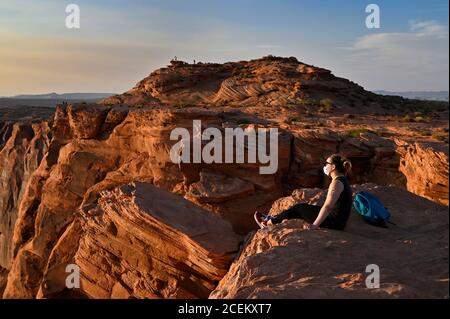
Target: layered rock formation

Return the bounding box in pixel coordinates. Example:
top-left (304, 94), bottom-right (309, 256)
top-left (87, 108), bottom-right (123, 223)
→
top-left (102, 56), bottom-right (405, 114)
top-left (0, 121), bottom-right (51, 270)
top-left (0, 57), bottom-right (448, 299)
top-left (34, 182), bottom-right (238, 299)
top-left (1, 104), bottom-right (292, 298)
top-left (396, 140), bottom-right (449, 206)
top-left (210, 184), bottom-right (449, 298)
top-left (0, 266), bottom-right (6, 296)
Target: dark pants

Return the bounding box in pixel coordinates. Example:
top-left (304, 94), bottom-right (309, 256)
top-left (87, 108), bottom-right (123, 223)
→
top-left (270, 203), bottom-right (336, 229)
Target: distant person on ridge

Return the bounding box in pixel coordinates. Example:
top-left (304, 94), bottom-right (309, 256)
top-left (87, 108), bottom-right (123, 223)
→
top-left (254, 154), bottom-right (353, 230)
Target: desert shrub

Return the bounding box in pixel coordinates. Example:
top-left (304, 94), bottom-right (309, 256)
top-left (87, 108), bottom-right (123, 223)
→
top-left (402, 114), bottom-right (414, 122)
top-left (402, 112), bottom-right (429, 123)
top-left (318, 99), bottom-right (334, 112)
top-left (414, 116), bottom-right (425, 123)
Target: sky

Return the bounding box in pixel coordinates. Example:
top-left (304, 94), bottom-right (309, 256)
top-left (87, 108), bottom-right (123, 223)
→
top-left (0, 0), bottom-right (448, 96)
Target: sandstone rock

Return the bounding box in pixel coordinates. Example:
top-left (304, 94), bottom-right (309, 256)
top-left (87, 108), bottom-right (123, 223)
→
top-left (38, 182), bottom-right (239, 299)
top-left (100, 56), bottom-right (391, 114)
top-left (0, 266), bottom-right (7, 296)
top-left (185, 170), bottom-right (255, 203)
top-left (0, 122), bottom-right (14, 150)
top-left (0, 57), bottom-right (447, 299)
top-left (360, 132), bottom-right (395, 149)
top-left (67, 103), bottom-right (111, 139)
top-left (338, 136), bottom-right (373, 158)
top-left (3, 105), bottom-right (294, 298)
top-left (286, 128), bottom-right (341, 189)
top-left (210, 184), bottom-right (449, 299)
top-left (0, 121), bottom-right (50, 270)
top-left (396, 140), bottom-right (449, 206)
top-left (2, 248), bottom-right (45, 298)
top-left (286, 128), bottom-right (406, 191)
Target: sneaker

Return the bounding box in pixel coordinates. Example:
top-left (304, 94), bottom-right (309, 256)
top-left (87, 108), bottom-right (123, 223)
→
top-left (254, 211), bottom-right (269, 229)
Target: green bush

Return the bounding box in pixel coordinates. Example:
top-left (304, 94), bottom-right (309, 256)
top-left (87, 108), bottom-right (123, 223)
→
top-left (318, 99), bottom-right (333, 112)
top-left (402, 114), bottom-right (413, 122)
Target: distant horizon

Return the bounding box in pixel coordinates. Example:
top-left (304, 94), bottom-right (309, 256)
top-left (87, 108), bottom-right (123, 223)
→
top-left (2, 92), bottom-right (116, 97)
top-left (2, 89), bottom-right (449, 99)
top-left (1, 1), bottom-right (448, 95)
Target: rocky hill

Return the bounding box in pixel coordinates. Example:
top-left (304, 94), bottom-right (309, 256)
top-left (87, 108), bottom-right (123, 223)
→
top-left (102, 56), bottom-right (448, 116)
top-left (0, 57), bottom-right (448, 298)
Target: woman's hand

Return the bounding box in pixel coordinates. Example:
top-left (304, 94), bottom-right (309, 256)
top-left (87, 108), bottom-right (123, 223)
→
top-left (303, 223), bottom-right (318, 230)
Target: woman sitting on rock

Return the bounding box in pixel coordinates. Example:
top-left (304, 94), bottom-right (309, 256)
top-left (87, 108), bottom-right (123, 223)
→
top-left (255, 154), bottom-right (353, 230)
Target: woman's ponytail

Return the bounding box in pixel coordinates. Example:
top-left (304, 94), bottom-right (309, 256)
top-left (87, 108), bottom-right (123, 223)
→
top-left (342, 159), bottom-right (352, 174)
top-left (329, 154), bottom-right (352, 174)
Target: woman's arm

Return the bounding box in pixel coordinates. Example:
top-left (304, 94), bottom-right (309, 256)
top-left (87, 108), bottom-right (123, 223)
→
top-left (308, 179), bottom-right (344, 228)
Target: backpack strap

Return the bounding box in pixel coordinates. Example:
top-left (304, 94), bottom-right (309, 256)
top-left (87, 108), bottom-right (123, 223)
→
top-left (357, 192), bottom-right (371, 216)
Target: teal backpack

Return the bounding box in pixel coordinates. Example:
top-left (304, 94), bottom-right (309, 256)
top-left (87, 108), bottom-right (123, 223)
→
top-left (353, 191), bottom-right (395, 228)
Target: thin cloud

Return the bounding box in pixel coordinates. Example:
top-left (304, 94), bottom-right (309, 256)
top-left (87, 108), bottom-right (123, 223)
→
top-left (342, 21), bottom-right (449, 91)
top-left (409, 20), bottom-right (449, 38)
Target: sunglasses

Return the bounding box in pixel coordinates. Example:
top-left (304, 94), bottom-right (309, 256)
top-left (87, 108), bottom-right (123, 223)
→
top-left (324, 161), bottom-right (333, 166)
